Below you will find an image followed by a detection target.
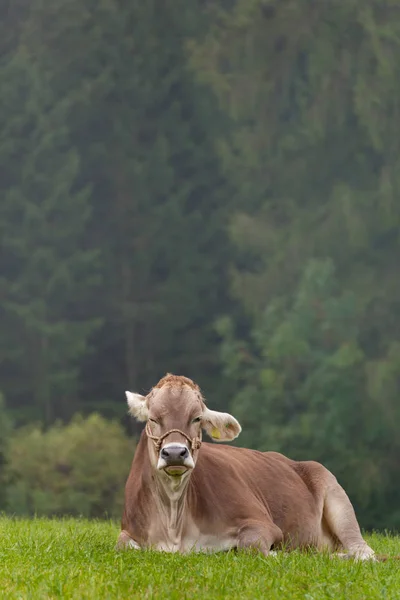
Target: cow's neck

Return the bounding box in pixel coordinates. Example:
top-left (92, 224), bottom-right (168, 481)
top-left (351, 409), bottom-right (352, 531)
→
top-left (147, 441), bottom-right (192, 543)
top-left (153, 471), bottom-right (190, 532)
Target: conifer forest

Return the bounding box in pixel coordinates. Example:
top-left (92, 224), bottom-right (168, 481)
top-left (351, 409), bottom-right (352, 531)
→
top-left (1, 0), bottom-right (400, 530)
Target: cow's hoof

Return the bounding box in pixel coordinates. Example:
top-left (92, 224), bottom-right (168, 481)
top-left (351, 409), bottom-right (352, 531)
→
top-left (115, 531), bottom-right (141, 551)
top-left (331, 551), bottom-right (376, 562)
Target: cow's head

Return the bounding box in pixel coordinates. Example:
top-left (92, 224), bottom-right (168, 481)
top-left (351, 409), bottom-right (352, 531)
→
top-left (125, 374), bottom-right (241, 478)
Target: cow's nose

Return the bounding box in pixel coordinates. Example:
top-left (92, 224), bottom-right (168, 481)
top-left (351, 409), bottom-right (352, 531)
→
top-left (160, 445), bottom-right (189, 464)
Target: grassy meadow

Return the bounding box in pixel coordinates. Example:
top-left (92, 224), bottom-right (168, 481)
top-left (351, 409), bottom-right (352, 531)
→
top-left (0, 517), bottom-right (400, 599)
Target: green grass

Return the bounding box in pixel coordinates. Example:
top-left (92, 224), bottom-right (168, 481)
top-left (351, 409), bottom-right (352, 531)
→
top-left (0, 518), bottom-right (400, 599)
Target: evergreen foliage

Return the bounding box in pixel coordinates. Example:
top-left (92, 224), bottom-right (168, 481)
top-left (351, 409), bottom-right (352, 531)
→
top-left (0, 46), bottom-right (101, 424)
top-left (192, 0), bottom-right (400, 529)
top-left (0, 0), bottom-right (399, 528)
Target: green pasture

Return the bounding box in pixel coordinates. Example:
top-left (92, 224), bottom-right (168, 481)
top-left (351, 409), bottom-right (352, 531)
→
top-left (0, 518), bottom-right (399, 599)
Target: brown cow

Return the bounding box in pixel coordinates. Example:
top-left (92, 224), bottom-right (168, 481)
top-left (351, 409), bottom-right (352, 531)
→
top-left (116, 373), bottom-right (375, 560)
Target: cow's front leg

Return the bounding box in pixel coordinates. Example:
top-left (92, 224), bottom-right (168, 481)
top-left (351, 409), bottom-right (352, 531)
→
top-left (115, 530), bottom-right (141, 551)
top-left (237, 519), bottom-right (283, 557)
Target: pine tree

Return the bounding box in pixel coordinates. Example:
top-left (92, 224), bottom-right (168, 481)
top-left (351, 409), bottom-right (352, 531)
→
top-left (0, 48), bottom-right (101, 424)
top-left (19, 0), bottom-right (232, 413)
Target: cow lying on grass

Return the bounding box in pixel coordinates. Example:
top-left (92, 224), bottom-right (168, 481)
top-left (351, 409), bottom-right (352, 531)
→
top-left (116, 373), bottom-right (375, 560)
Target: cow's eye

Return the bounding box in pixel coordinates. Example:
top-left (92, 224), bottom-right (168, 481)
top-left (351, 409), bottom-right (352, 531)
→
top-left (149, 418), bottom-right (158, 424)
top-left (192, 416), bottom-right (201, 423)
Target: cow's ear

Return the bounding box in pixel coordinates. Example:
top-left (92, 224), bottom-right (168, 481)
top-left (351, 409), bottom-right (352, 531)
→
top-left (201, 408), bottom-right (242, 442)
top-left (125, 391), bottom-right (149, 422)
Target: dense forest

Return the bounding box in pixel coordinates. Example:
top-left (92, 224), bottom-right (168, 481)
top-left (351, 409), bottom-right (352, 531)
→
top-left (1, 0), bottom-right (400, 530)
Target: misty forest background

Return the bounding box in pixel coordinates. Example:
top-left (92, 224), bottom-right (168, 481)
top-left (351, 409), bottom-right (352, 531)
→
top-left (0, 0), bottom-right (400, 531)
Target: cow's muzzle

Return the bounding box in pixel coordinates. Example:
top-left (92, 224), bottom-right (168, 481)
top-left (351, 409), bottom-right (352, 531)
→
top-left (145, 422), bottom-right (200, 474)
top-left (161, 444), bottom-right (189, 464)
top-left (157, 442), bottom-right (195, 474)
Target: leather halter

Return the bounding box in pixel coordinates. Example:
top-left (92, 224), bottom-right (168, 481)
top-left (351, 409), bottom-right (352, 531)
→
top-left (145, 421), bottom-right (202, 453)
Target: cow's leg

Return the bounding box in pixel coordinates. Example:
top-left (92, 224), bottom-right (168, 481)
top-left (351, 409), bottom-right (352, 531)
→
top-left (237, 519), bottom-right (283, 557)
top-left (323, 479), bottom-right (375, 561)
top-left (115, 530), bottom-right (141, 551)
